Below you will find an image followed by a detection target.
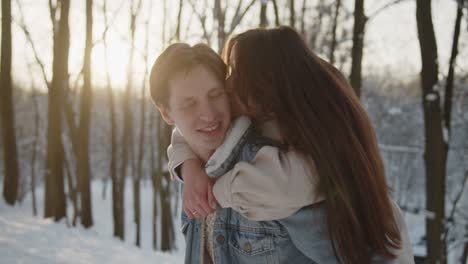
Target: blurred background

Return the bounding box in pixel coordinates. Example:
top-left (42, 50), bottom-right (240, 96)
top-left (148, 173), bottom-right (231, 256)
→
top-left (0, 0), bottom-right (467, 263)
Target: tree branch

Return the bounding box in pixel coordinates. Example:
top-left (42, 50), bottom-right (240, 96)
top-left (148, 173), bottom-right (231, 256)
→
top-left (368, 0), bottom-right (409, 22)
top-left (228, 0), bottom-right (256, 35)
top-left (14, 0), bottom-right (51, 90)
top-left (187, 0), bottom-right (211, 43)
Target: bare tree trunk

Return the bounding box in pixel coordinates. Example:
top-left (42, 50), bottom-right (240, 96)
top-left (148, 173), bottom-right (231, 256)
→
top-left (329, 0), bottom-right (341, 64)
top-left (45, 0), bottom-right (70, 221)
top-left (462, 242), bottom-right (468, 264)
top-left (1, 0), bottom-right (20, 205)
top-left (289, 0), bottom-right (295, 28)
top-left (116, 0), bottom-right (142, 241)
top-left (272, 0), bottom-right (280, 26)
top-left (117, 111), bottom-right (127, 240)
top-left (102, 177), bottom-right (108, 199)
top-left (77, 0), bottom-right (94, 229)
top-left (309, 0), bottom-right (324, 50)
top-left (443, 0), bottom-right (464, 135)
top-left (100, 0), bottom-right (120, 238)
top-left (16, 1), bottom-right (46, 216)
top-left (24, 62), bottom-right (39, 216)
top-left (299, 0), bottom-right (306, 36)
top-left (349, 0), bottom-right (365, 97)
top-left (133, 159), bottom-right (141, 246)
top-left (131, 0), bottom-right (143, 246)
top-left (30, 90), bottom-right (39, 216)
top-left (214, 0), bottom-right (226, 53)
top-left (134, 0), bottom-right (152, 247)
top-left (110, 87), bottom-right (119, 240)
top-left (160, 175), bottom-right (170, 251)
top-left (16, 0), bottom-right (50, 214)
top-left (259, 0), bottom-right (268, 28)
top-left (158, 119), bottom-right (174, 251)
top-left (175, 0), bottom-right (183, 40)
top-left (416, 0), bottom-right (447, 263)
top-left (160, 177), bottom-right (175, 252)
top-left (62, 94), bottom-right (79, 159)
top-left (63, 143), bottom-right (79, 226)
top-left (150, 113), bottom-right (159, 250)
top-left (156, 120), bottom-right (166, 250)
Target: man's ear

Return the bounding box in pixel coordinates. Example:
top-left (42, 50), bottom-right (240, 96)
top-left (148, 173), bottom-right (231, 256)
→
top-left (156, 104), bottom-right (175, 125)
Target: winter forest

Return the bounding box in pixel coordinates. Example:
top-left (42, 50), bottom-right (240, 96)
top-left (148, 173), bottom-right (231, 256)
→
top-left (0, 0), bottom-right (467, 263)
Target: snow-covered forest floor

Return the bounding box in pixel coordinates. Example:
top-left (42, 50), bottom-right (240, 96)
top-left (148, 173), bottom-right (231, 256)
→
top-left (0, 179), bottom-right (185, 264)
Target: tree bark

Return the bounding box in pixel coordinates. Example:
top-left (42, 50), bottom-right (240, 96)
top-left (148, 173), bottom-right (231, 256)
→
top-left (175, 0), bottom-right (183, 40)
top-left (349, 0), bottom-right (365, 97)
top-left (443, 0), bottom-right (464, 136)
top-left (150, 113), bottom-right (159, 250)
top-left (134, 0), bottom-right (152, 247)
top-left (158, 118), bottom-right (173, 251)
top-left (30, 89), bottom-right (39, 216)
top-left (309, 0), bottom-right (324, 50)
top-left (63, 144), bottom-right (79, 226)
top-left (259, 0), bottom-right (268, 28)
top-left (329, 0), bottom-right (341, 64)
top-left (462, 242), bottom-right (468, 264)
top-left (100, 0), bottom-right (119, 239)
top-left (1, 0), bottom-right (20, 205)
top-left (25, 61), bottom-right (40, 217)
top-left (115, 0), bottom-right (141, 240)
top-left (299, 0), bottom-right (307, 36)
top-left (416, 0), bottom-right (447, 263)
top-left (214, 0), bottom-right (226, 53)
top-left (272, 0), bottom-right (280, 26)
top-left (45, 0), bottom-right (70, 221)
top-left (77, 0), bottom-right (94, 229)
top-left (289, 0), bottom-right (295, 28)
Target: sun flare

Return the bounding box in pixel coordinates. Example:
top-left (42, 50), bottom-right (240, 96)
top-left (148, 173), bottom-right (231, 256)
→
top-left (91, 35), bottom-right (147, 90)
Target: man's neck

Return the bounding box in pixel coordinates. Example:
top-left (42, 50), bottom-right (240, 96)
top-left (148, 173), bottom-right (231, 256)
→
top-left (188, 144), bottom-right (213, 165)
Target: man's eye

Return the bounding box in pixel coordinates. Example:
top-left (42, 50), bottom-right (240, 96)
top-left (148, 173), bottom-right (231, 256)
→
top-left (209, 89), bottom-right (225, 99)
top-left (182, 100), bottom-right (196, 109)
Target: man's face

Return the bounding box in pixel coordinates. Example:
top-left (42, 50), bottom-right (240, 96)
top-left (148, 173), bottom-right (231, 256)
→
top-left (158, 65), bottom-right (231, 161)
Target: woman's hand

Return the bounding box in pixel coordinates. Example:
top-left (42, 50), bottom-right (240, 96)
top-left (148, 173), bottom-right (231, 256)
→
top-left (181, 159), bottom-right (218, 219)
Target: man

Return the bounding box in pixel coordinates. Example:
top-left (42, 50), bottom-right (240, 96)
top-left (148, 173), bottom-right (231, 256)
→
top-left (149, 43), bottom-right (230, 218)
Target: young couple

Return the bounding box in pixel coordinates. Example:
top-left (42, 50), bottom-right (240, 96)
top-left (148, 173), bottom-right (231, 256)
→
top-left (149, 27), bottom-right (414, 264)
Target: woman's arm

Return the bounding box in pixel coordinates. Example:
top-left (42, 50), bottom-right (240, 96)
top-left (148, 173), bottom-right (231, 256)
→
top-left (168, 127), bottom-right (323, 221)
top-left (167, 128), bottom-right (198, 182)
top-left (167, 128), bottom-right (216, 219)
top-left (212, 146), bottom-right (323, 221)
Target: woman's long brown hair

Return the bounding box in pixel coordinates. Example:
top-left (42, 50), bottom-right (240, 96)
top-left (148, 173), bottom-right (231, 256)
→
top-left (223, 26), bottom-right (402, 263)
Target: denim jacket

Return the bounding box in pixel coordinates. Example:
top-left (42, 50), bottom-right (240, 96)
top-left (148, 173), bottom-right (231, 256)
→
top-left (180, 117), bottom-right (414, 264)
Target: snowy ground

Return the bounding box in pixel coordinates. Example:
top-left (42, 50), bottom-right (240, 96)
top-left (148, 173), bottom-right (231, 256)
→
top-left (0, 179), bottom-right (185, 264)
top-left (0, 178), bottom-right (465, 263)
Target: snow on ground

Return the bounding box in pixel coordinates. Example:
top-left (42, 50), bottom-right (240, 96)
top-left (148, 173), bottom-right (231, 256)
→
top-left (0, 179), bottom-right (185, 264)
top-left (1, 178), bottom-right (465, 263)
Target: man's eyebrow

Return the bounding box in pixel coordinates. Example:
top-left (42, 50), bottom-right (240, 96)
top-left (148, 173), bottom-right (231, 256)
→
top-left (181, 96), bottom-right (195, 101)
top-left (208, 84), bottom-right (224, 91)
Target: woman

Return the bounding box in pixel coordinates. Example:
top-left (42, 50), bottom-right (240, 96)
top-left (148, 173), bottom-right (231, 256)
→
top-left (170, 27), bottom-right (414, 263)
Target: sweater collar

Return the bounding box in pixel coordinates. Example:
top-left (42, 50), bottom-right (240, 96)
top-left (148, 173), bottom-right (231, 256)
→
top-left (205, 115), bottom-right (251, 175)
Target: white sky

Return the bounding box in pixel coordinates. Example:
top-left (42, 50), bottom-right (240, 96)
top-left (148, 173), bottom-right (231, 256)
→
top-left (4, 0), bottom-right (464, 91)
top-left (363, 0), bottom-right (463, 78)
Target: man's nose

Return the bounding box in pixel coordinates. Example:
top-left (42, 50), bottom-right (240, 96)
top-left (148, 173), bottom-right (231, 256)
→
top-left (199, 102), bottom-right (218, 122)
